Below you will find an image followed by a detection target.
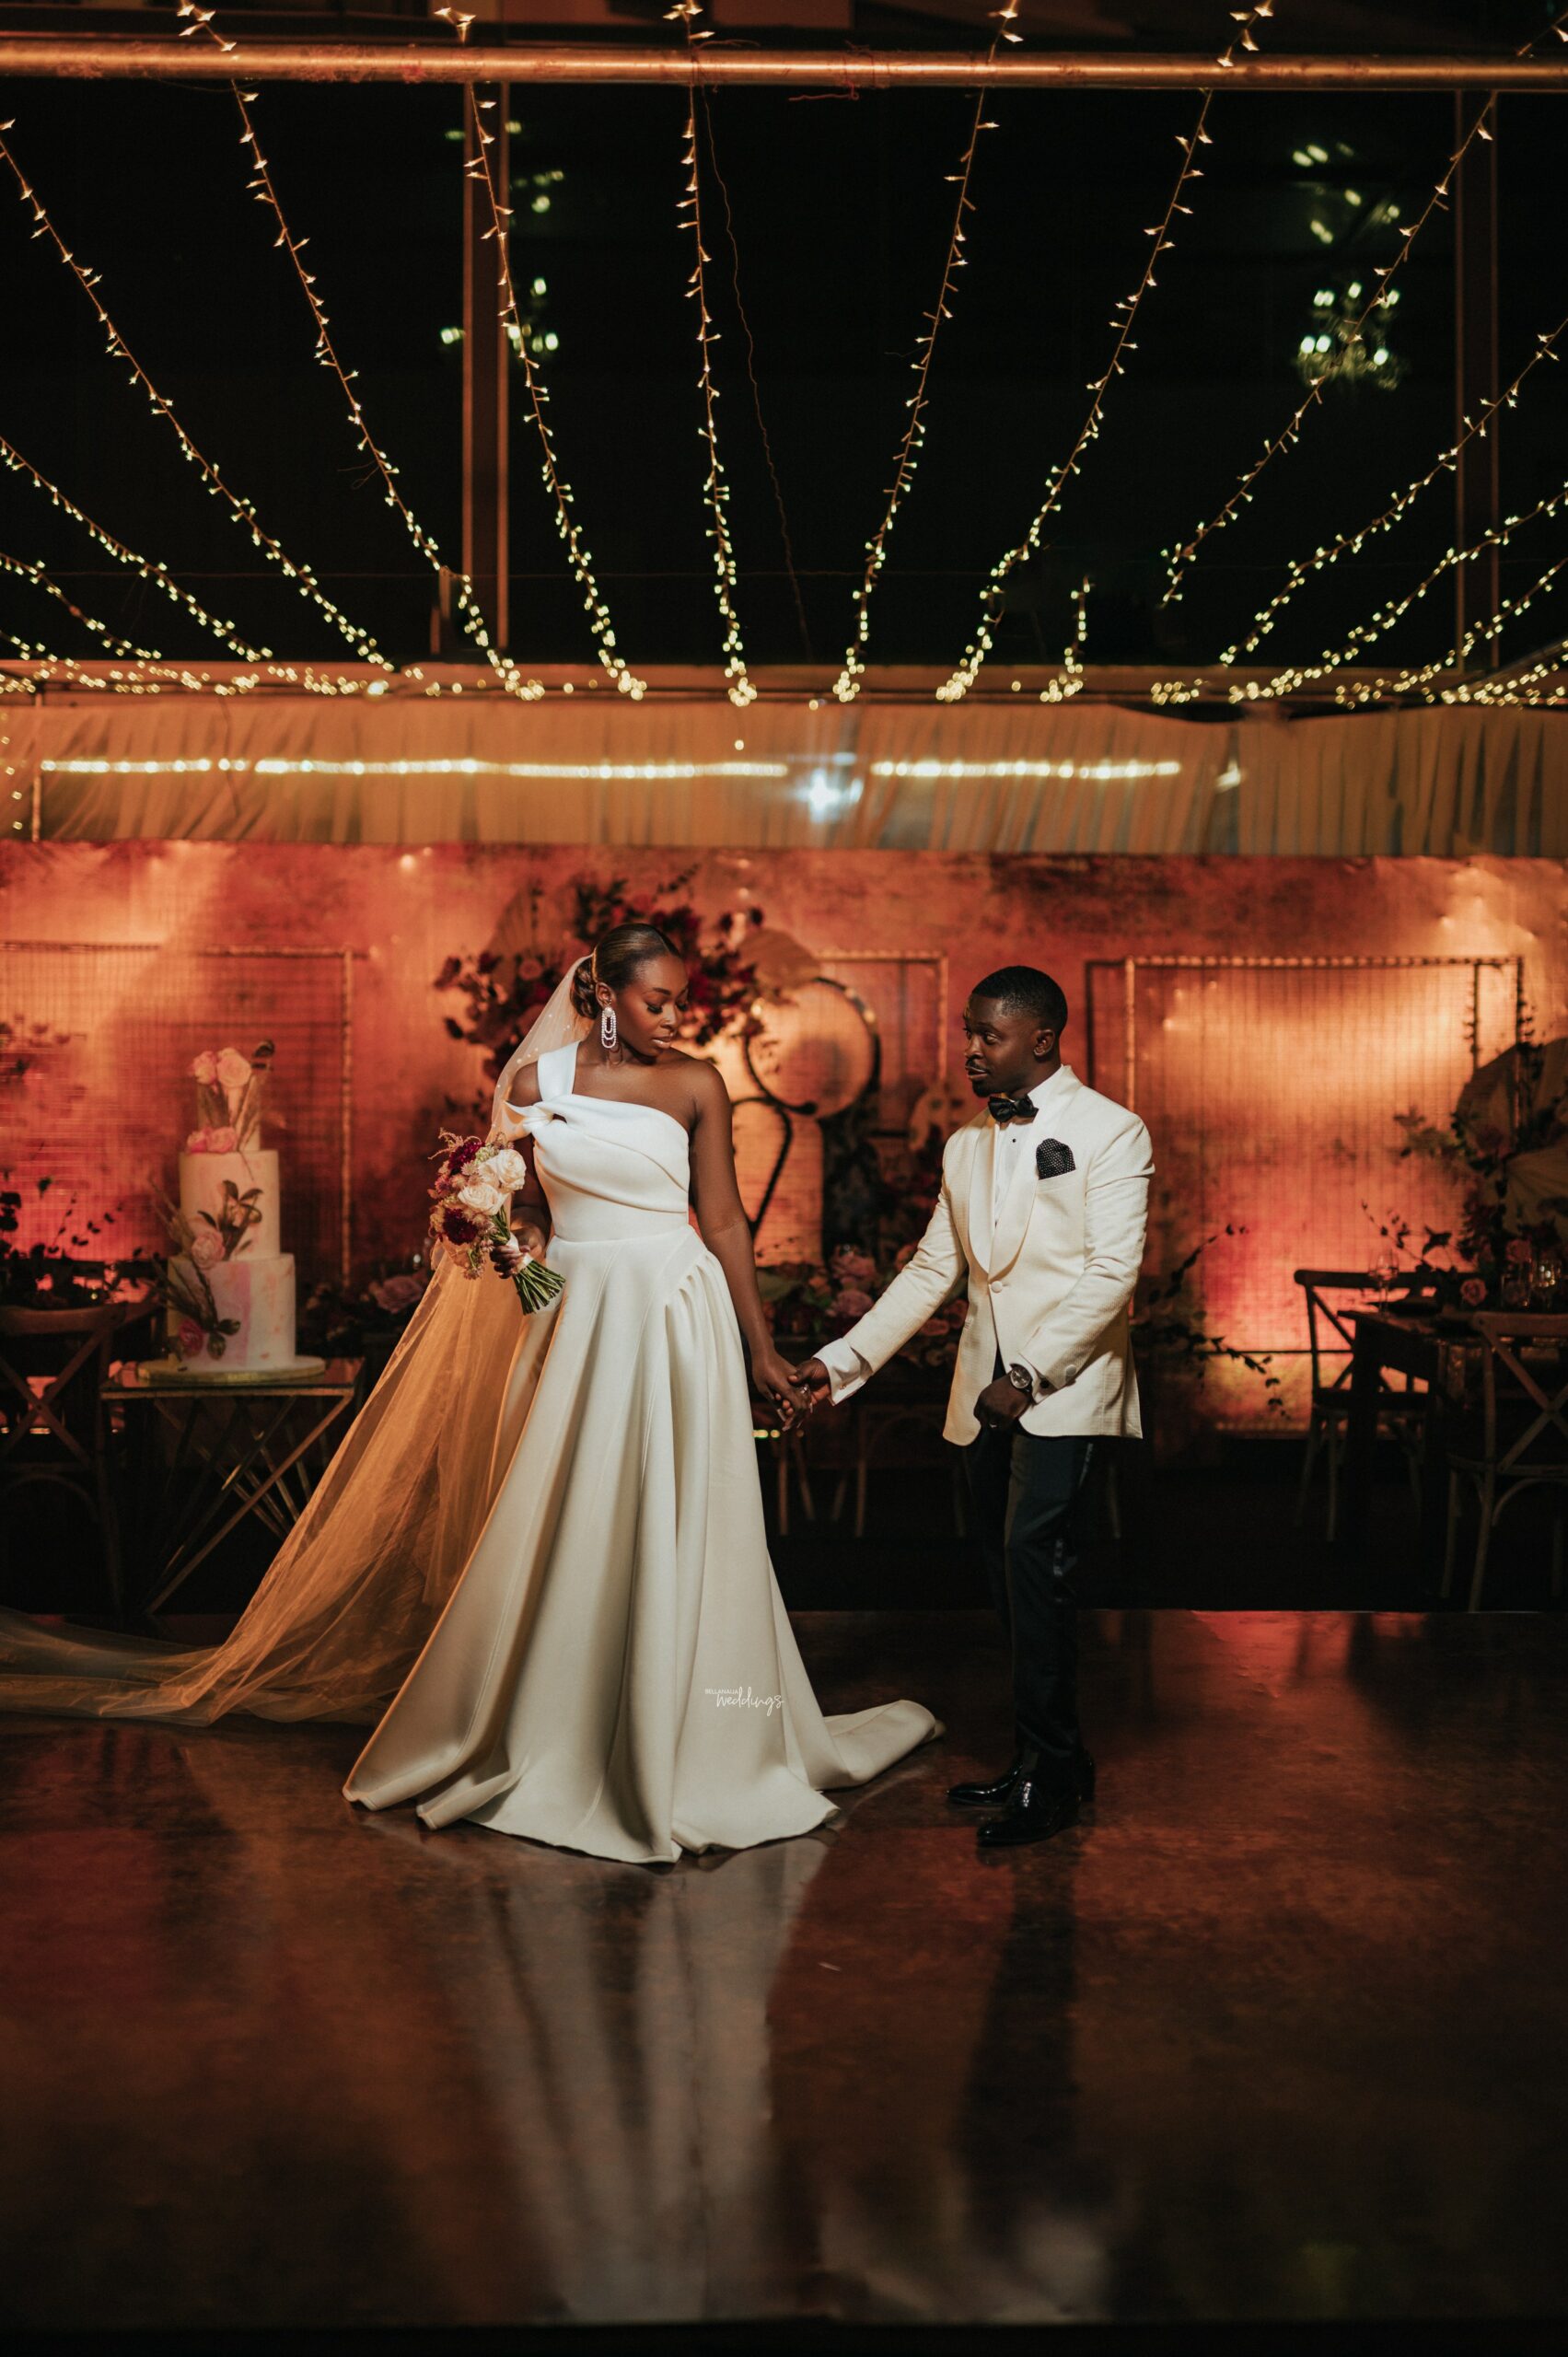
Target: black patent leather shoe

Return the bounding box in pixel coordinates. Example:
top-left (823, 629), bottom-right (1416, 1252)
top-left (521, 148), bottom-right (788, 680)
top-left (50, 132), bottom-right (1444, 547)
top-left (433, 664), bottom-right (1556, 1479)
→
top-left (948, 1744), bottom-right (1096, 1810)
top-left (976, 1767), bottom-right (1082, 1849)
top-left (947, 1755), bottom-right (1028, 1809)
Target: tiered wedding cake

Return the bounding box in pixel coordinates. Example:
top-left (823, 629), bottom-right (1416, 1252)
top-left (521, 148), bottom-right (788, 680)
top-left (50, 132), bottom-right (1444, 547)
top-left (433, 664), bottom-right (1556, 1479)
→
top-left (162, 1043), bottom-right (307, 1376)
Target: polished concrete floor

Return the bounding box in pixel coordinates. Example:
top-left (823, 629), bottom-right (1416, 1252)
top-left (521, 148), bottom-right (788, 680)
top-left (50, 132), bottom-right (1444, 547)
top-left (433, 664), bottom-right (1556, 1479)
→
top-left (3, 1608), bottom-right (1567, 2344)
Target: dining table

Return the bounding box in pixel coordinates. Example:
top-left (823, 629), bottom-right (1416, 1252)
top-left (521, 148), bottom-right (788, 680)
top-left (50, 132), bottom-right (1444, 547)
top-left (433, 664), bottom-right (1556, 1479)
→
top-left (1338, 1306), bottom-right (1481, 1567)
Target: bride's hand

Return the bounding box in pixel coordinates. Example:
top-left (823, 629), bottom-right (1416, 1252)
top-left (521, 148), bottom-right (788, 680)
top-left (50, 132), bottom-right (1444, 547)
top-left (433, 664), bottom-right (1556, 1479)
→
top-left (751, 1343), bottom-right (809, 1430)
top-left (511, 1221), bottom-right (548, 1261)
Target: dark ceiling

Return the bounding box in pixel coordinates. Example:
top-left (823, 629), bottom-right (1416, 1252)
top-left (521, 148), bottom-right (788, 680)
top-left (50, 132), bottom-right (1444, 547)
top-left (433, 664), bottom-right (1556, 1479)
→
top-left (0, 1), bottom-right (1562, 679)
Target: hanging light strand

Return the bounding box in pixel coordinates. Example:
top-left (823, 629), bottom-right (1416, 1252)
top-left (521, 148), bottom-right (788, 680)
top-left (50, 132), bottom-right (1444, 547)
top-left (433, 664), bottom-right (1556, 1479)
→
top-left (0, 121), bottom-right (394, 672)
top-left (1217, 315), bottom-right (1568, 668)
top-left (831, 4), bottom-right (1016, 703)
top-left (1039, 575), bottom-right (1092, 703)
top-left (1350, 542), bottom-right (1568, 708)
top-left (667, 2), bottom-right (753, 707)
top-left (0, 431), bottom-right (273, 663)
top-left (935, 1), bottom-right (1281, 704)
top-left (439, 9), bottom-right (645, 698)
top-left (176, 3), bottom-right (536, 699)
top-left (1452, 633), bottom-right (1568, 706)
top-left (1160, 4), bottom-right (1568, 610)
top-left (1237, 463), bottom-right (1568, 704)
top-left (0, 547), bottom-right (203, 679)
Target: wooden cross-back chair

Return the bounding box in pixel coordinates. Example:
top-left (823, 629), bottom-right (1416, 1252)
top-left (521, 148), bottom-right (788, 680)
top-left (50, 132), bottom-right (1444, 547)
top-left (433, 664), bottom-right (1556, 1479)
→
top-left (0, 1296), bottom-right (155, 1620)
top-left (1444, 1313), bottom-right (1568, 1611)
top-left (1293, 1269), bottom-right (1435, 1541)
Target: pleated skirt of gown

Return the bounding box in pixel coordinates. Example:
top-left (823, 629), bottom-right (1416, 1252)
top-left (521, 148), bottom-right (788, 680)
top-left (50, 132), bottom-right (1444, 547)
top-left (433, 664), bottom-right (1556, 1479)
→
top-left (344, 1222), bottom-right (941, 1864)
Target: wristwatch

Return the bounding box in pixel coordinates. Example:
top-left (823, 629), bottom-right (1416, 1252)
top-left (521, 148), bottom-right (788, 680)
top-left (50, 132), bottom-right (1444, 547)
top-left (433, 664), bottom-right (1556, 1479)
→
top-left (1005, 1363), bottom-right (1035, 1397)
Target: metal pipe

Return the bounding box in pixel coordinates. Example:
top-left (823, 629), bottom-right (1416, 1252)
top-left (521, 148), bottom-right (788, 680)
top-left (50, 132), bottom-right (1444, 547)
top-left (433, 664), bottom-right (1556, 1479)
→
top-left (0, 41), bottom-right (1566, 89)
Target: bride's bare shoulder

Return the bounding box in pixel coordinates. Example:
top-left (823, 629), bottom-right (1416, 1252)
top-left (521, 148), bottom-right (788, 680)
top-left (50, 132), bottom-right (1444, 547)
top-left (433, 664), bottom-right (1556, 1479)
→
top-left (503, 1062), bottom-right (544, 1110)
top-left (661, 1051), bottom-right (730, 1117)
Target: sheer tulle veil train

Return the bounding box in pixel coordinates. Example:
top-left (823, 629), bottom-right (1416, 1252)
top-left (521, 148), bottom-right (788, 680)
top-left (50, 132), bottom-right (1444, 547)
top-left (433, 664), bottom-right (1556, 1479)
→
top-left (0, 964), bottom-right (595, 1724)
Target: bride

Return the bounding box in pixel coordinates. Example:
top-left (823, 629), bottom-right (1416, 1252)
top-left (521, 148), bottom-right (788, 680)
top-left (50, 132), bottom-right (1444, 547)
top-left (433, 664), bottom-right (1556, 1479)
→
top-left (0, 924), bottom-right (940, 1864)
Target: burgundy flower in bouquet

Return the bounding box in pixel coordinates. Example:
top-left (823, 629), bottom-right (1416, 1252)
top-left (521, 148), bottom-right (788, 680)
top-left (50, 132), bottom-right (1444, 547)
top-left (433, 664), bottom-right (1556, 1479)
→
top-left (428, 1132), bottom-right (563, 1315)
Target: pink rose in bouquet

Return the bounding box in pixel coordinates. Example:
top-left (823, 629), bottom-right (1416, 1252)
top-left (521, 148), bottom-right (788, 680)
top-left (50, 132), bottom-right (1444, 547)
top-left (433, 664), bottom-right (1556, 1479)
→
top-left (215, 1047), bottom-right (251, 1093)
top-left (177, 1318), bottom-right (204, 1356)
top-left (830, 1246), bottom-right (877, 1288)
top-left (1459, 1276), bottom-right (1488, 1307)
top-left (189, 1230), bottom-right (224, 1270)
top-left (185, 1130), bottom-right (209, 1155)
top-left (206, 1126), bottom-right (238, 1155)
top-left (190, 1051), bottom-right (219, 1087)
top-left (831, 1285), bottom-right (874, 1320)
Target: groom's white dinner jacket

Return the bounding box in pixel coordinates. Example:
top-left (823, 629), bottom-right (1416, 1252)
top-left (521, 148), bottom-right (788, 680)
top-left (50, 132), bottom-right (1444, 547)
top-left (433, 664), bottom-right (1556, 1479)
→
top-left (815, 1064), bottom-right (1154, 1444)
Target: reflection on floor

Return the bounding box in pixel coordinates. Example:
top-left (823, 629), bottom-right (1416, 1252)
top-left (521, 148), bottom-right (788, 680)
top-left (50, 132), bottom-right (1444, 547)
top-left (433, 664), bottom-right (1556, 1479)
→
top-left (3, 1609), bottom-right (1566, 2341)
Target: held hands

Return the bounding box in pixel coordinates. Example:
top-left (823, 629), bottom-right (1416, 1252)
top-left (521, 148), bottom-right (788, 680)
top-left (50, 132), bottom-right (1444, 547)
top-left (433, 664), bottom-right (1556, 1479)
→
top-left (797, 1358), bottom-right (832, 1411)
top-left (750, 1343), bottom-right (813, 1432)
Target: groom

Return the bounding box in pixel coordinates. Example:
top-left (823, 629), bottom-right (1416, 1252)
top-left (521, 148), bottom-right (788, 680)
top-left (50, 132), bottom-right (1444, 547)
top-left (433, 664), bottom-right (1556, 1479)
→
top-left (799, 967), bottom-right (1153, 1847)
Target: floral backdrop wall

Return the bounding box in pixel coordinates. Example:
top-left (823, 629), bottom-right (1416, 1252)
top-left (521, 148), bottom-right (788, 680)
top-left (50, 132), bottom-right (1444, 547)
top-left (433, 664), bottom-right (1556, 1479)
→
top-left (4, 842), bottom-right (1565, 1431)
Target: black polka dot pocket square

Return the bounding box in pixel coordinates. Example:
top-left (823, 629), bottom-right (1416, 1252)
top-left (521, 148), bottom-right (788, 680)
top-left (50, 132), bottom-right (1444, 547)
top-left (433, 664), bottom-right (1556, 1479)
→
top-left (1035, 1138), bottom-right (1076, 1179)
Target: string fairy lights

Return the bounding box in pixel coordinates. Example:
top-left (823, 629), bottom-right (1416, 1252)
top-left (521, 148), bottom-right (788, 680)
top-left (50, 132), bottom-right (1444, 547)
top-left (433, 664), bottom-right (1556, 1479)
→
top-left (934, 2), bottom-right (1281, 702)
top-left (667, 1), bottom-right (754, 707)
top-left (0, 430), bottom-right (273, 664)
top-left (1214, 318), bottom-right (1568, 670)
top-left (0, 547), bottom-right (206, 680)
top-left (1343, 540), bottom-right (1568, 709)
top-left (1224, 464), bottom-right (1568, 705)
top-left (438, 6), bottom-right (645, 699)
top-left (175, 0), bottom-right (539, 701)
top-left (0, 119), bottom-right (395, 673)
top-left (1038, 575), bottom-right (1092, 703)
top-left (1158, 4), bottom-right (1568, 610)
top-left (830, 3), bottom-right (1016, 703)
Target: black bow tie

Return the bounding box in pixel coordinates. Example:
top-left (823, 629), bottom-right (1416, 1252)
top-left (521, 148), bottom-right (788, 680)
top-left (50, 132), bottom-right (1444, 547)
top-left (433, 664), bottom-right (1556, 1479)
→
top-left (988, 1093), bottom-right (1036, 1125)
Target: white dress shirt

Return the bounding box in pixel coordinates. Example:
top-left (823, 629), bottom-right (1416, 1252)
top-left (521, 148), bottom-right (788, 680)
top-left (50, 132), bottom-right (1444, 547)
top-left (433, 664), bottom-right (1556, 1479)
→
top-left (992, 1074), bottom-right (1052, 1225)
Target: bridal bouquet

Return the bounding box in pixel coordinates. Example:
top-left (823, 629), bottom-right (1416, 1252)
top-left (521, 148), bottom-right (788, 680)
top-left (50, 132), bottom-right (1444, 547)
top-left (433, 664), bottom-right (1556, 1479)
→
top-left (428, 1132), bottom-right (563, 1315)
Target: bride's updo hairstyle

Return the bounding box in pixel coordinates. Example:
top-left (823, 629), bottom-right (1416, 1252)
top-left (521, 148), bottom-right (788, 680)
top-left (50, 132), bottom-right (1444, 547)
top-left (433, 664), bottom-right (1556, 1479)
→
top-left (569, 923), bottom-right (680, 1019)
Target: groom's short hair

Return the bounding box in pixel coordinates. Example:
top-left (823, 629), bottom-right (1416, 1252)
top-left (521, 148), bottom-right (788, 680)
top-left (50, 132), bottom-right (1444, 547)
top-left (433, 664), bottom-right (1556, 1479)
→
top-left (973, 965), bottom-right (1069, 1038)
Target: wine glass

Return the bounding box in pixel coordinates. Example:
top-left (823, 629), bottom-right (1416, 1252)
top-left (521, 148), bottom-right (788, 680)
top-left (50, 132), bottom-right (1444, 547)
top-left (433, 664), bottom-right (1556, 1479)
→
top-left (1365, 1245), bottom-right (1400, 1304)
top-left (1530, 1246), bottom-right (1564, 1313)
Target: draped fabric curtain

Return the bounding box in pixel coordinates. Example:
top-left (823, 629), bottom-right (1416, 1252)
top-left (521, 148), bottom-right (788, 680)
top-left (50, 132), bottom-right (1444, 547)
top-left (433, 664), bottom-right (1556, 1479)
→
top-left (10, 691), bottom-right (1568, 853)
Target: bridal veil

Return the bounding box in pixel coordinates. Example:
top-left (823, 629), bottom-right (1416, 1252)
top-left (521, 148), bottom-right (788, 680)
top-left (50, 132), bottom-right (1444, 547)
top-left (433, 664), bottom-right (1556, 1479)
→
top-left (0, 967), bottom-right (592, 1724)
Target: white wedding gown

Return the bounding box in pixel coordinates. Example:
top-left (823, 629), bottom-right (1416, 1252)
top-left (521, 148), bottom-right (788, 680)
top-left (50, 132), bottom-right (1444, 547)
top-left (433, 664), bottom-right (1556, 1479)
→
top-left (0, 1037), bottom-right (939, 1865)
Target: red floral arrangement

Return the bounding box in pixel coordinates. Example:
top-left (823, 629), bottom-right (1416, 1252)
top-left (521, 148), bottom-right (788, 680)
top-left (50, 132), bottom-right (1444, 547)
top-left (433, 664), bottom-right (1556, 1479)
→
top-left (436, 869), bottom-right (765, 1097)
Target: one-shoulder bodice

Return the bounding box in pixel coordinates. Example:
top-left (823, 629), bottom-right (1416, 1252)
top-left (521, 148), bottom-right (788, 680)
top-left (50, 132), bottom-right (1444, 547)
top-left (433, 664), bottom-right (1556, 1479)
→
top-left (506, 1040), bottom-right (691, 1243)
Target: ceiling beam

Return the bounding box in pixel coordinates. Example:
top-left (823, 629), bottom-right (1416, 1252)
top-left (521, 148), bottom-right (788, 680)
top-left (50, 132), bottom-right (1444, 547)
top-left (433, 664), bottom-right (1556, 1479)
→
top-left (0, 41), bottom-right (1563, 88)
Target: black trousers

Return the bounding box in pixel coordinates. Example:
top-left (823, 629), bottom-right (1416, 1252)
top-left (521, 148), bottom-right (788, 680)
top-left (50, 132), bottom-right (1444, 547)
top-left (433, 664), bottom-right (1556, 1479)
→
top-left (963, 1372), bottom-right (1096, 1785)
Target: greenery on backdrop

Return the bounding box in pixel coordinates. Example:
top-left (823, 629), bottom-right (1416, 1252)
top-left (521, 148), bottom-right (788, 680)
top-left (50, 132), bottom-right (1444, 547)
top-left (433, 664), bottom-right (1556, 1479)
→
top-left (436, 869), bottom-right (767, 1103)
top-left (1368, 1025), bottom-right (1568, 1310)
top-left (0, 1176), bottom-right (122, 1309)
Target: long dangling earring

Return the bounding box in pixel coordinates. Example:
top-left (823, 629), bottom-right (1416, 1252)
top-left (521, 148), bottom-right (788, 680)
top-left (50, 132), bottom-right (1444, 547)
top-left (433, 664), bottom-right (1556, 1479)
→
top-left (599, 1001), bottom-right (617, 1051)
